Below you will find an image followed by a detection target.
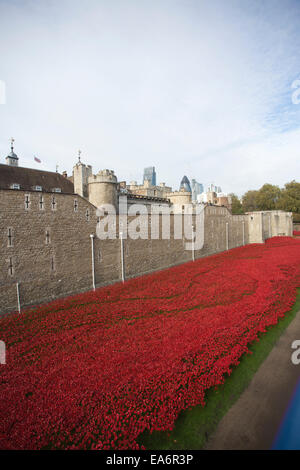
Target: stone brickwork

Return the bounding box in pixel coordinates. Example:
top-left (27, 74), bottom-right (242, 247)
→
top-left (0, 189), bottom-right (97, 314)
top-left (247, 210), bottom-right (293, 243)
top-left (0, 190), bottom-right (292, 315)
top-left (88, 170), bottom-right (118, 208)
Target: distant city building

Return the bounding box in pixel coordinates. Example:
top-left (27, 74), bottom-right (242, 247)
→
top-left (197, 188), bottom-right (232, 211)
top-left (180, 175), bottom-right (192, 193)
top-left (143, 166), bottom-right (156, 186)
top-left (207, 183), bottom-right (222, 194)
top-left (191, 179), bottom-right (204, 202)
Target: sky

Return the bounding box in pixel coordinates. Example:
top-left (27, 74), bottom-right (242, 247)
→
top-left (0, 0), bottom-right (300, 196)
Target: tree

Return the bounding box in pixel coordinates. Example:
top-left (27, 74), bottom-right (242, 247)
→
top-left (277, 180), bottom-right (300, 221)
top-left (255, 184), bottom-right (281, 211)
top-left (242, 190), bottom-right (259, 212)
top-left (229, 193), bottom-right (244, 214)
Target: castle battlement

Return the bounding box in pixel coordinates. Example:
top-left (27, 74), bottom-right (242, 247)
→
top-left (166, 188), bottom-right (192, 206)
top-left (88, 169), bottom-right (118, 184)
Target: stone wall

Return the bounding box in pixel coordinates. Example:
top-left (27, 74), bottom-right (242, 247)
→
top-left (247, 210), bottom-right (293, 242)
top-left (0, 189), bottom-right (97, 314)
top-left (0, 189), bottom-right (292, 315)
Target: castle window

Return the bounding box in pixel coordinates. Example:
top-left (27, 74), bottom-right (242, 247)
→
top-left (52, 188), bottom-right (61, 193)
top-left (51, 196), bottom-right (56, 211)
top-left (8, 257), bottom-right (13, 276)
top-left (86, 209), bottom-right (90, 221)
top-left (45, 230), bottom-right (50, 245)
top-left (51, 255), bottom-right (55, 272)
top-left (25, 194), bottom-right (30, 210)
top-left (98, 250), bottom-right (102, 262)
top-left (33, 185), bottom-right (42, 191)
top-left (39, 195), bottom-right (44, 210)
top-left (11, 183), bottom-right (20, 190)
top-left (74, 199), bottom-right (78, 212)
top-left (7, 228), bottom-right (13, 247)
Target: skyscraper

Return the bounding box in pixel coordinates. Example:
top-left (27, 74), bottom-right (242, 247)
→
top-left (207, 183), bottom-right (222, 193)
top-left (191, 179), bottom-right (204, 201)
top-left (143, 166), bottom-right (156, 186)
top-left (180, 175), bottom-right (192, 192)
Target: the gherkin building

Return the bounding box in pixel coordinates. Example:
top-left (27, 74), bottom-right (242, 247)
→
top-left (180, 175), bottom-right (192, 192)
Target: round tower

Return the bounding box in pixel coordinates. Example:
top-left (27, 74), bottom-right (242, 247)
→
top-left (88, 169), bottom-right (118, 210)
top-left (167, 187), bottom-right (192, 206)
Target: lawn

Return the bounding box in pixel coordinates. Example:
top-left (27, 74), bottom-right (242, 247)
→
top-left (0, 236), bottom-right (300, 450)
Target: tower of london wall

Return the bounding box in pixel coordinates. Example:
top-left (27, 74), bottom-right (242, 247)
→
top-left (0, 189), bottom-right (293, 315)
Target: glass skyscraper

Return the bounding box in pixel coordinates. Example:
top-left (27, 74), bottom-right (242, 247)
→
top-left (180, 175), bottom-right (192, 192)
top-left (143, 166), bottom-right (156, 186)
top-left (191, 179), bottom-right (204, 201)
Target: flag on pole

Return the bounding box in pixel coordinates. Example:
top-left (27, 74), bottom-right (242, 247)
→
top-left (34, 156), bottom-right (41, 163)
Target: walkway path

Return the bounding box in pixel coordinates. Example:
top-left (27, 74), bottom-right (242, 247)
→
top-left (205, 310), bottom-right (300, 450)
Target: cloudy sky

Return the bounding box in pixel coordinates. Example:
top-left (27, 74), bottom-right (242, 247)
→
top-left (0, 0), bottom-right (300, 195)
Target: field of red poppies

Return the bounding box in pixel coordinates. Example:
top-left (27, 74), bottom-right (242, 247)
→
top-left (0, 237), bottom-right (300, 450)
top-left (293, 230), bottom-right (300, 236)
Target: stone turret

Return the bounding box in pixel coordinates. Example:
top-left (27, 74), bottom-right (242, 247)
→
top-left (72, 151), bottom-right (92, 198)
top-left (88, 169), bottom-right (118, 209)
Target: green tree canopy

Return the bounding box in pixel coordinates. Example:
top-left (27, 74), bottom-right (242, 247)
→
top-left (240, 181), bottom-right (300, 220)
top-left (255, 183), bottom-right (281, 211)
top-left (242, 190), bottom-right (259, 212)
top-left (276, 180), bottom-right (300, 215)
top-left (229, 193), bottom-right (244, 214)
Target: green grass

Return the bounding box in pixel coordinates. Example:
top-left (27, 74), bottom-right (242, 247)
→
top-left (138, 288), bottom-right (300, 450)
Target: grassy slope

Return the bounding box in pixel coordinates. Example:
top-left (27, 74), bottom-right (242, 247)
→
top-left (138, 288), bottom-right (300, 450)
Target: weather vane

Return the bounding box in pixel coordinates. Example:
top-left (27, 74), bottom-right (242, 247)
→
top-left (78, 149), bottom-right (82, 163)
top-left (10, 137), bottom-right (14, 151)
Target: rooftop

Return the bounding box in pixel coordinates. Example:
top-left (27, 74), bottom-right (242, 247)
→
top-left (0, 164), bottom-right (74, 193)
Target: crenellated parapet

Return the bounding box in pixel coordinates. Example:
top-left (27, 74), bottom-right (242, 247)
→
top-left (167, 188), bottom-right (192, 206)
top-left (88, 169), bottom-right (117, 184)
